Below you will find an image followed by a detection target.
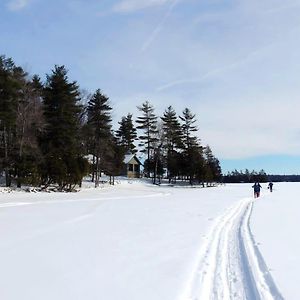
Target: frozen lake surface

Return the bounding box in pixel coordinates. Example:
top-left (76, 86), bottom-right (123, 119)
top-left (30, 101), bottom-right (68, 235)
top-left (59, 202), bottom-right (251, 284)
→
top-left (0, 181), bottom-right (297, 299)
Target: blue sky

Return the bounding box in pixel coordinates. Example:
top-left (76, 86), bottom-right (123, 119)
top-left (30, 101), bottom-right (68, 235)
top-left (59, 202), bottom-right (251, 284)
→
top-left (2, 0), bottom-right (300, 174)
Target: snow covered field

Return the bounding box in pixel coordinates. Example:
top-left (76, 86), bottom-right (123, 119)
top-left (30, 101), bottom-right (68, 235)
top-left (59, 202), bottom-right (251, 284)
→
top-left (0, 181), bottom-right (298, 299)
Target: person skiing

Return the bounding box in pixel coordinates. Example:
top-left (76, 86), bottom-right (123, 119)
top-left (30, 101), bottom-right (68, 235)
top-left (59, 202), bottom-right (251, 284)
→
top-left (252, 182), bottom-right (262, 198)
top-left (268, 182), bottom-right (274, 192)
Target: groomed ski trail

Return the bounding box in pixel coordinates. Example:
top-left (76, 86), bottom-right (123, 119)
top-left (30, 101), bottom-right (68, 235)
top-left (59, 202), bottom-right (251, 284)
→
top-left (183, 198), bottom-right (284, 300)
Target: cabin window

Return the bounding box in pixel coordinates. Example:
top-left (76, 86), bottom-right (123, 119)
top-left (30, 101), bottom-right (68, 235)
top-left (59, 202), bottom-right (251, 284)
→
top-left (134, 164), bottom-right (139, 172)
top-left (128, 164), bottom-right (133, 171)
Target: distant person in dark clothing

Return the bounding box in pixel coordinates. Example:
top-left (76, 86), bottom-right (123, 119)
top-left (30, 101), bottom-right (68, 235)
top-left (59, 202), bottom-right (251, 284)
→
top-left (268, 182), bottom-right (273, 192)
top-left (252, 182), bottom-right (262, 198)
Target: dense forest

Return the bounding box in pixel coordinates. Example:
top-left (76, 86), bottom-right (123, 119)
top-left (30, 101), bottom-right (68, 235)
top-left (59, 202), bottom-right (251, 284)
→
top-left (0, 55), bottom-right (222, 190)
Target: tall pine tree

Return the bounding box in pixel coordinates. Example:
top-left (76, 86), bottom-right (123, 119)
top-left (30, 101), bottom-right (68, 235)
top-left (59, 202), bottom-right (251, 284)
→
top-left (41, 65), bottom-right (88, 190)
top-left (87, 89), bottom-right (112, 186)
top-left (161, 106), bottom-right (183, 181)
top-left (136, 101), bottom-right (158, 176)
top-left (180, 108), bottom-right (204, 184)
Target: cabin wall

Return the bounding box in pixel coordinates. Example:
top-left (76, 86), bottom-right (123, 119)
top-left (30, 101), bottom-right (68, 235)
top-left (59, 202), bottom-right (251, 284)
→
top-left (126, 158), bottom-right (140, 178)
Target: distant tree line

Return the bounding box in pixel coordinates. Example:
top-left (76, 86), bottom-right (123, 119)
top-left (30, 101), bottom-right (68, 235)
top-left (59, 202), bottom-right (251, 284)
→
top-left (0, 55), bottom-right (221, 190)
top-left (223, 170), bottom-right (300, 183)
top-left (267, 175), bottom-right (300, 182)
top-left (222, 169), bottom-right (268, 183)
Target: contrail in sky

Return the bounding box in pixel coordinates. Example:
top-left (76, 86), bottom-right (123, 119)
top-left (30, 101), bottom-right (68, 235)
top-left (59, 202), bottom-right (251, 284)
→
top-left (141, 0), bottom-right (180, 52)
top-left (156, 44), bottom-right (275, 91)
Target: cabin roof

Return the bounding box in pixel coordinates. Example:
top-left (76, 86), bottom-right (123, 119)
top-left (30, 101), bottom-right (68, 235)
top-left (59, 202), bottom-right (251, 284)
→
top-left (124, 154), bottom-right (142, 165)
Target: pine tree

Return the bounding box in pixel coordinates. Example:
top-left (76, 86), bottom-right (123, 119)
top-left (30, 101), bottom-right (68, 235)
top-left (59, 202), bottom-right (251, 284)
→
top-left (87, 89), bottom-right (112, 186)
top-left (41, 65), bottom-right (87, 190)
top-left (136, 101), bottom-right (158, 176)
top-left (180, 108), bottom-right (198, 149)
top-left (116, 113), bottom-right (137, 154)
top-left (179, 108), bottom-right (203, 184)
top-left (161, 106), bottom-right (183, 181)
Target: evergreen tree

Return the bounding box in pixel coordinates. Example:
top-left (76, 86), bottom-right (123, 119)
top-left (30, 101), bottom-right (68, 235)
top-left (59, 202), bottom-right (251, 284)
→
top-left (161, 106), bottom-right (183, 181)
top-left (87, 89), bottom-right (112, 186)
top-left (102, 134), bottom-right (125, 185)
top-left (180, 108), bottom-right (198, 149)
top-left (191, 147), bottom-right (205, 185)
top-left (203, 145), bottom-right (222, 185)
top-left (161, 106), bottom-right (183, 150)
top-left (179, 108), bottom-right (203, 184)
top-left (41, 65), bottom-right (87, 190)
top-left (116, 113), bottom-right (137, 154)
top-left (146, 122), bottom-right (165, 184)
top-left (136, 101), bottom-right (158, 176)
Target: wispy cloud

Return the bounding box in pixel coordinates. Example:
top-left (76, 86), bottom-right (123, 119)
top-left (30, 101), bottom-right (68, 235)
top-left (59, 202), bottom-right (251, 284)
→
top-left (6, 0), bottom-right (31, 11)
top-left (263, 2), bottom-right (300, 14)
top-left (113, 0), bottom-right (171, 13)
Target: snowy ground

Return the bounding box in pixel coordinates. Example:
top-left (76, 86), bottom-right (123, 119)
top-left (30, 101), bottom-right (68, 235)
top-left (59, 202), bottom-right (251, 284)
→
top-left (251, 183), bottom-right (300, 300)
top-left (0, 180), bottom-right (297, 299)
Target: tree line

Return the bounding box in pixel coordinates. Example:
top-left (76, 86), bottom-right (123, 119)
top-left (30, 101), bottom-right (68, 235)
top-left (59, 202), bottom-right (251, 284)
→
top-left (267, 175), bottom-right (300, 182)
top-left (222, 169), bottom-right (268, 183)
top-left (0, 55), bottom-right (221, 190)
top-left (222, 170), bottom-right (300, 183)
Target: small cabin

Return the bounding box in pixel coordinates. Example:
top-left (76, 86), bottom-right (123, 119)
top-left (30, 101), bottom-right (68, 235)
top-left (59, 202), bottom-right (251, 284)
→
top-left (123, 154), bottom-right (142, 178)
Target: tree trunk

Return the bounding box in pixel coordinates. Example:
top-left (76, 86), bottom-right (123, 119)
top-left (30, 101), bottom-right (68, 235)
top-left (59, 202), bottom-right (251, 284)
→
top-left (5, 169), bottom-right (11, 187)
top-left (3, 127), bottom-right (11, 187)
top-left (17, 175), bottom-right (21, 188)
top-left (92, 154), bottom-right (95, 182)
top-left (95, 156), bottom-right (99, 187)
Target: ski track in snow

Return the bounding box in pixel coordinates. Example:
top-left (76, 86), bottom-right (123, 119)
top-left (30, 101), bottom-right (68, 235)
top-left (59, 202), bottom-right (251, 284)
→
top-left (183, 198), bottom-right (284, 300)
